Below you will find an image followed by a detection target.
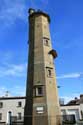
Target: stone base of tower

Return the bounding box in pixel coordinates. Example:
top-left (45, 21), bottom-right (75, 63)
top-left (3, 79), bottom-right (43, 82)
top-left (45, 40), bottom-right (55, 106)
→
top-left (24, 106), bottom-right (62, 125)
top-left (48, 106), bottom-right (62, 125)
top-left (33, 115), bottom-right (48, 125)
top-left (49, 115), bottom-right (62, 125)
top-left (24, 115), bottom-right (61, 125)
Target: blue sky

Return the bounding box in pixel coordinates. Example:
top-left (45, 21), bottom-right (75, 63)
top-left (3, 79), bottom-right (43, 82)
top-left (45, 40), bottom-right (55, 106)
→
top-left (0, 0), bottom-right (83, 103)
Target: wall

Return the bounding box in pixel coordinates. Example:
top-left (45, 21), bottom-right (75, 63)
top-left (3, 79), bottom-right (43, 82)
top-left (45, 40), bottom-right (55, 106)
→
top-left (0, 98), bottom-right (25, 123)
top-left (60, 105), bottom-right (81, 121)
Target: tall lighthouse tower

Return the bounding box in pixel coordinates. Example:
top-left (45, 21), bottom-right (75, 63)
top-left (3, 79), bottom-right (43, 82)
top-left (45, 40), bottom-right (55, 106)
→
top-left (24, 8), bottom-right (61, 125)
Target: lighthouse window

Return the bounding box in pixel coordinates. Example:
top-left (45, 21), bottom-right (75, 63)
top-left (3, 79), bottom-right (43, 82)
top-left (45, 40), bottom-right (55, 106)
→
top-left (48, 69), bottom-right (51, 77)
top-left (44, 39), bottom-right (49, 46)
top-left (35, 86), bottom-right (43, 96)
top-left (45, 39), bottom-right (49, 46)
top-left (43, 37), bottom-right (49, 46)
top-left (38, 87), bottom-right (42, 95)
top-left (46, 67), bottom-right (53, 77)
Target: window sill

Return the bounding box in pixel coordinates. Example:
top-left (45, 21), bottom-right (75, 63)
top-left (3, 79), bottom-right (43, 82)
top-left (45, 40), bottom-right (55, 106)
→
top-left (47, 75), bottom-right (53, 78)
top-left (17, 106), bottom-right (22, 108)
top-left (34, 95), bottom-right (44, 98)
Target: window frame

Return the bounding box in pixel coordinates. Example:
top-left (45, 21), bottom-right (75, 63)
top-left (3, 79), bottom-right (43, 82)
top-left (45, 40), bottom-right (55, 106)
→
top-left (43, 37), bottom-right (49, 46)
top-left (0, 102), bottom-right (3, 108)
top-left (46, 67), bottom-right (53, 77)
top-left (17, 112), bottom-right (22, 120)
top-left (18, 101), bottom-right (22, 107)
top-left (0, 113), bottom-right (2, 120)
top-left (48, 69), bottom-right (52, 77)
top-left (34, 85), bottom-right (44, 97)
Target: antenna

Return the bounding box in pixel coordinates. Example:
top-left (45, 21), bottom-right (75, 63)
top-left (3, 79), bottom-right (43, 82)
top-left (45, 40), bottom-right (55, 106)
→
top-left (5, 91), bottom-right (10, 97)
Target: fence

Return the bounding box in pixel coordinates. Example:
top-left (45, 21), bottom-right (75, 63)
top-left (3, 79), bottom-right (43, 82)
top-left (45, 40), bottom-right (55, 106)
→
top-left (62, 115), bottom-right (76, 124)
top-left (10, 115), bottom-right (76, 125)
top-left (1, 115), bottom-right (83, 125)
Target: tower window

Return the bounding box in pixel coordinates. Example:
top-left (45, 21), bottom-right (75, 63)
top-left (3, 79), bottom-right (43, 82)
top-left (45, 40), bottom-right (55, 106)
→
top-left (0, 113), bottom-right (2, 120)
top-left (0, 102), bottom-right (3, 108)
top-left (35, 86), bottom-right (43, 97)
top-left (46, 67), bottom-right (53, 77)
top-left (43, 37), bottom-right (49, 46)
top-left (38, 87), bottom-right (42, 95)
top-left (45, 39), bottom-right (49, 46)
top-left (48, 69), bottom-right (51, 77)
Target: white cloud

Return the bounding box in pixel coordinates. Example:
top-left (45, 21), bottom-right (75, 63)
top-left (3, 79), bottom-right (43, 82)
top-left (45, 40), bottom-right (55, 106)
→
top-left (0, 85), bottom-right (26, 97)
top-left (57, 73), bottom-right (83, 79)
top-left (0, 63), bottom-right (27, 77)
top-left (0, 0), bottom-right (27, 26)
top-left (12, 86), bottom-right (26, 96)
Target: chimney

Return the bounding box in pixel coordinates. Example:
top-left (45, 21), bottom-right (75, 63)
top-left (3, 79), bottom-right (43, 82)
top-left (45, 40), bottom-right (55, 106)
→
top-left (80, 94), bottom-right (83, 104)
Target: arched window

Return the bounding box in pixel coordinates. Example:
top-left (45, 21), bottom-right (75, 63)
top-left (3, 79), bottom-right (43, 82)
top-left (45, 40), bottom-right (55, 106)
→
top-left (48, 69), bottom-right (51, 77)
top-left (46, 67), bottom-right (53, 77)
top-left (45, 39), bottom-right (49, 46)
top-left (43, 37), bottom-right (49, 46)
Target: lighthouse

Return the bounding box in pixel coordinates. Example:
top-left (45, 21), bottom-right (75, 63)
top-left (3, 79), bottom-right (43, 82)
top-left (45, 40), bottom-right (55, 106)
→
top-left (24, 8), bottom-right (61, 125)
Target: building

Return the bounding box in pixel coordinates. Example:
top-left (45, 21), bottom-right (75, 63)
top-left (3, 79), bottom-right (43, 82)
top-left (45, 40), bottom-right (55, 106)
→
top-left (61, 95), bottom-right (83, 122)
top-left (61, 103), bottom-right (80, 122)
top-left (24, 8), bottom-right (61, 125)
top-left (0, 96), bottom-right (25, 124)
top-left (0, 95), bottom-right (83, 124)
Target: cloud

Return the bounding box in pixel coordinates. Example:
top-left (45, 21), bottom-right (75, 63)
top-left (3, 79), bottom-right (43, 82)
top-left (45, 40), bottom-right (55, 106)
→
top-left (0, 85), bottom-right (26, 97)
top-left (0, 63), bottom-right (27, 77)
top-left (57, 72), bottom-right (83, 79)
top-left (12, 86), bottom-right (26, 96)
top-left (0, 0), bottom-right (26, 26)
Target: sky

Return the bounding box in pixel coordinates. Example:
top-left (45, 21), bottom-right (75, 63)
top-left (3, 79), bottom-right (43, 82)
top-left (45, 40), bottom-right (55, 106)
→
top-left (0, 0), bottom-right (83, 103)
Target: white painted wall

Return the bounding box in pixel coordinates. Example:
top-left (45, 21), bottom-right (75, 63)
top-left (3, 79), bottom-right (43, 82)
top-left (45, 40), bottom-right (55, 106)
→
top-left (60, 105), bottom-right (81, 121)
top-left (0, 98), bottom-right (25, 123)
top-left (0, 97), bottom-right (83, 123)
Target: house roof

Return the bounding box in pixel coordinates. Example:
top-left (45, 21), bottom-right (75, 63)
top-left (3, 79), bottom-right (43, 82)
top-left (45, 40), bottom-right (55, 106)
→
top-left (0, 96), bottom-right (26, 100)
top-left (66, 98), bottom-right (80, 106)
